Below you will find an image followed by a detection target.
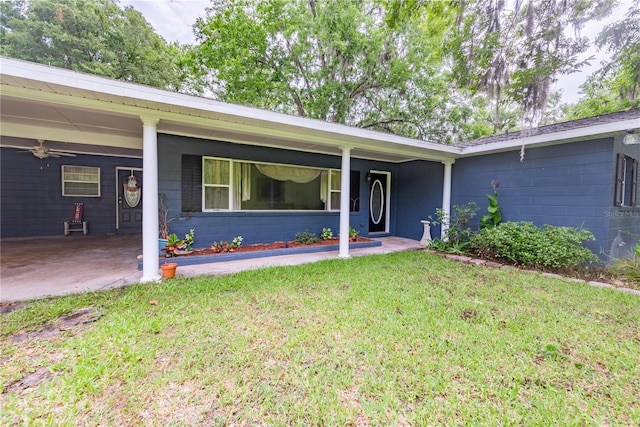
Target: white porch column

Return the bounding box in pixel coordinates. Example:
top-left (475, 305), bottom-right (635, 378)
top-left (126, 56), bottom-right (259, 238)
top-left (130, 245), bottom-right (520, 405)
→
top-left (441, 160), bottom-right (454, 240)
top-left (339, 146), bottom-right (352, 258)
top-left (141, 116), bottom-right (161, 283)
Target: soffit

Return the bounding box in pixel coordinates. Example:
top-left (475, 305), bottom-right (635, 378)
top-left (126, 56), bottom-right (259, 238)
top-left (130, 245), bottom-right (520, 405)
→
top-left (0, 58), bottom-right (459, 163)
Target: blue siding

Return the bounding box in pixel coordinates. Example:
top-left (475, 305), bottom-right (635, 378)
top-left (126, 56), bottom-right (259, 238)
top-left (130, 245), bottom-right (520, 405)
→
top-left (394, 160), bottom-right (444, 240)
top-left (1, 147), bottom-right (142, 238)
top-left (452, 138), bottom-right (616, 254)
top-left (158, 134), bottom-right (399, 247)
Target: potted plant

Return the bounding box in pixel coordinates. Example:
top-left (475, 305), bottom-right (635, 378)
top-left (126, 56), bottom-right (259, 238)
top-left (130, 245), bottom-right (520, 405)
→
top-left (349, 226), bottom-right (360, 242)
top-left (162, 233), bottom-right (185, 257)
top-left (159, 193), bottom-right (191, 249)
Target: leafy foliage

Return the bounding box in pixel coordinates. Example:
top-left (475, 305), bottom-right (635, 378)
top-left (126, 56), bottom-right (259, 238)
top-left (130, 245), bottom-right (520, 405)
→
top-left (162, 233), bottom-right (185, 258)
top-left (469, 222), bottom-right (598, 269)
top-left (480, 180), bottom-right (502, 228)
top-left (428, 202), bottom-right (478, 253)
top-left (183, 229), bottom-right (195, 252)
top-left (321, 228), bottom-right (333, 240)
top-left (566, 3), bottom-right (640, 119)
top-left (348, 226), bottom-right (360, 241)
top-left (0, 0), bottom-right (185, 89)
top-left (211, 236), bottom-right (244, 253)
top-left (186, 0), bottom-right (484, 143)
top-left (294, 230), bottom-right (320, 245)
top-left (445, 0), bottom-right (615, 132)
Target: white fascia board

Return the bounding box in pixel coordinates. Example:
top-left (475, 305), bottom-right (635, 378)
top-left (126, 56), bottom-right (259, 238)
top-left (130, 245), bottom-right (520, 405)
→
top-left (0, 58), bottom-right (461, 159)
top-left (459, 117), bottom-right (640, 156)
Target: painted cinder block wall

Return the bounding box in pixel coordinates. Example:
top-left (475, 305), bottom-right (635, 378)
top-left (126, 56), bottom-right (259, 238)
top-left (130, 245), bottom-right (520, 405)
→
top-left (0, 146), bottom-right (142, 238)
top-left (158, 134), bottom-right (400, 247)
top-left (394, 160), bottom-right (445, 241)
top-left (451, 138), bottom-right (618, 254)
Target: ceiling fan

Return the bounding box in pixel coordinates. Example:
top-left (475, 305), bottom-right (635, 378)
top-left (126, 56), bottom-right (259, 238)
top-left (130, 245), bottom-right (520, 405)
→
top-left (21, 140), bottom-right (77, 159)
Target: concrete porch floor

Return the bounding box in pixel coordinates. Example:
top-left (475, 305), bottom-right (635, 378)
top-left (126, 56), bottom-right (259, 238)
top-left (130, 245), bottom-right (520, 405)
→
top-left (0, 234), bottom-right (423, 302)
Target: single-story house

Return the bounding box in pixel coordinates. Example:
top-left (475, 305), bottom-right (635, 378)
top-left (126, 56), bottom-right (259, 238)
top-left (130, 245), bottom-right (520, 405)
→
top-left (1, 57), bottom-right (639, 282)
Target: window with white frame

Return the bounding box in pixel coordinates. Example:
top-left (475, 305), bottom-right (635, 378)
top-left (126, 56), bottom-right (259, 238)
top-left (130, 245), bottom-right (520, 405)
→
top-left (614, 154), bottom-right (638, 207)
top-left (198, 157), bottom-right (360, 212)
top-left (61, 165), bottom-right (100, 197)
top-left (203, 157), bottom-right (231, 210)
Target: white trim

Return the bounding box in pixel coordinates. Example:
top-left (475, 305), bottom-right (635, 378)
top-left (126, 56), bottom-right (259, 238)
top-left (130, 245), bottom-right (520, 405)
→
top-left (61, 165), bottom-right (100, 197)
top-left (459, 118), bottom-right (640, 156)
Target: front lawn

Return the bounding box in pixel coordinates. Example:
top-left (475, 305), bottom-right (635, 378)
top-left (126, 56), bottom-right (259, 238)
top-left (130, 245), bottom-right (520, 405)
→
top-left (2, 251), bottom-right (639, 425)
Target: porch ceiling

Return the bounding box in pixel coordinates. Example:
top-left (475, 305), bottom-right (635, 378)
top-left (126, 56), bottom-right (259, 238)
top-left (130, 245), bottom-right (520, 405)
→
top-left (0, 58), bottom-right (459, 163)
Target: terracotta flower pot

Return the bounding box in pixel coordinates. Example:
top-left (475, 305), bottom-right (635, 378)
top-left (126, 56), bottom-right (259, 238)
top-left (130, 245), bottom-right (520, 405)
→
top-left (161, 262), bottom-right (178, 278)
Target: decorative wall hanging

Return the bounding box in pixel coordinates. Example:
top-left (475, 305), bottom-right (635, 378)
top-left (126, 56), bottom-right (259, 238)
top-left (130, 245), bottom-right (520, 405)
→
top-left (123, 173), bottom-right (141, 208)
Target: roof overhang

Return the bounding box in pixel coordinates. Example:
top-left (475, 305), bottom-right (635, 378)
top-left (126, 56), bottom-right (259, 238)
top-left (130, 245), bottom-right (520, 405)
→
top-left (1, 57), bottom-right (638, 163)
top-left (459, 118), bottom-right (640, 156)
top-left (0, 57), bottom-right (459, 163)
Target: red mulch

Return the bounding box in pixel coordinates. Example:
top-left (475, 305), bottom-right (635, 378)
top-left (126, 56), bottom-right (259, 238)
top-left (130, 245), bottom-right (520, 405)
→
top-left (177, 237), bottom-right (370, 257)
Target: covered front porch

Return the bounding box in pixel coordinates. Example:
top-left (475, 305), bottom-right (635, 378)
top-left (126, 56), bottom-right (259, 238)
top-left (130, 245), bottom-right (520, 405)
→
top-left (1, 58), bottom-right (458, 284)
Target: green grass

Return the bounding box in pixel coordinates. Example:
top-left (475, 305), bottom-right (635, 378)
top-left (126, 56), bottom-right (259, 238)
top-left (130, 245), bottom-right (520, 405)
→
top-left (2, 251), bottom-right (639, 425)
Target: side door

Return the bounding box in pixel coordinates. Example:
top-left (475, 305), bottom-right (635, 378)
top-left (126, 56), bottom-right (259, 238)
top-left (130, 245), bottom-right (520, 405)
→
top-left (117, 168), bottom-right (143, 232)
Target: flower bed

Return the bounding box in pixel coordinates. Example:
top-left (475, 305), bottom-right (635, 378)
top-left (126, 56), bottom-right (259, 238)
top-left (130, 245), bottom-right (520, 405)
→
top-left (138, 238), bottom-right (381, 269)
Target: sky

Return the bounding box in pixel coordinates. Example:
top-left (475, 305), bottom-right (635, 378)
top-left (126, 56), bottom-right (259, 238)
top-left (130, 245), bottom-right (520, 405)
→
top-left (119, 0), bottom-right (633, 104)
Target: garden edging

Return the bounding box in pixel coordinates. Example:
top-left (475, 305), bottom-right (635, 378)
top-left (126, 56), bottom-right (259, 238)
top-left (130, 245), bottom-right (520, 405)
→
top-left (431, 251), bottom-right (640, 296)
top-left (138, 239), bottom-right (382, 270)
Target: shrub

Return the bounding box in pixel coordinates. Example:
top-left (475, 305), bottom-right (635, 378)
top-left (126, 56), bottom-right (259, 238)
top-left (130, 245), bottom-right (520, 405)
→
top-left (321, 228), bottom-right (333, 240)
top-left (295, 231), bottom-right (320, 245)
top-left (469, 221), bottom-right (598, 269)
top-left (428, 202), bottom-right (478, 253)
top-left (183, 228), bottom-right (195, 251)
top-left (211, 236), bottom-right (243, 253)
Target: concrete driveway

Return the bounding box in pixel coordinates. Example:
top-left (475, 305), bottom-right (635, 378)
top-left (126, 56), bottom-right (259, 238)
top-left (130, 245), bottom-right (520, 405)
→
top-left (1, 234), bottom-right (143, 302)
top-left (0, 234), bottom-right (423, 302)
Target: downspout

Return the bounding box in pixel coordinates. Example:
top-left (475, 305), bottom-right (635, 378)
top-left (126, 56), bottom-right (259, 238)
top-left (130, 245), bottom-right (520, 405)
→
top-left (140, 116), bottom-right (161, 283)
top-left (441, 160), bottom-right (454, 240)
top-left (339, 147), bottom-right (352, 258)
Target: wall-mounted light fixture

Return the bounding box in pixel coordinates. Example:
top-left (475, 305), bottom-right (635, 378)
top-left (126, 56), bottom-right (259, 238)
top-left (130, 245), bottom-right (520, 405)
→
top-left (623, 129), bottom-right (640, 145)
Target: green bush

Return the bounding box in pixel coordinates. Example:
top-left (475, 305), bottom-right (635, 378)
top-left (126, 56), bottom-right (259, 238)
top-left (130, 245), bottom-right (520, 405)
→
top-left (295, 231), bottom-right (320, 245)
top-left (428, 202), bottom-right (478, 253)
top-left (469, 222), bottom-right (598, 269)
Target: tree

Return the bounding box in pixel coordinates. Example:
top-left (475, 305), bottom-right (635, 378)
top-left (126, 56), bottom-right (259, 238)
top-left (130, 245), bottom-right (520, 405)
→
top-left (566, 1), bottom-right (640, 119)
top-left (0, 0), bottom-right (184, 89)
top-left (445, 0), bottom-right (616, 132)
top-left (187, 0), bottom-right (483, 143)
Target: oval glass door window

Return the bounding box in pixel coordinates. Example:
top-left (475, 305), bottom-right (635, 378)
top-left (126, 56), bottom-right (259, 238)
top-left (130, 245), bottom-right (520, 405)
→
top-left (370, 179), bottom-right (384, 225)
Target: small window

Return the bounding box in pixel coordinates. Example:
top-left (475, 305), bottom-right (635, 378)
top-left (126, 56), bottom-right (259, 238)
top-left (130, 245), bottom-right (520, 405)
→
top-left (203, 157), bottom-right (232, 210)
top-left (62, 165), bottom-right (100, 197)
top-left (327, 169), bottom-right (361, 212)
top-left (614, 154), bottom-right (638, 207)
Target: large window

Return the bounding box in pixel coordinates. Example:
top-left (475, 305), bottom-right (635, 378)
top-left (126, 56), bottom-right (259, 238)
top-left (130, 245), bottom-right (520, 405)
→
top-left (61, 165), bottom-right (100, 197)
top-left (197, 156), bottom-right (359, 212)
top-left (614, 154), bottom-right (638, 207)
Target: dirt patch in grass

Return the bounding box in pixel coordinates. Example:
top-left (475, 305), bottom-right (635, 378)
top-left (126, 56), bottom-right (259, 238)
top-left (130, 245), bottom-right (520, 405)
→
top-left (3, 306), bottom-right (102, 394)
top-left (8, 306), bottom-right (101, 344)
